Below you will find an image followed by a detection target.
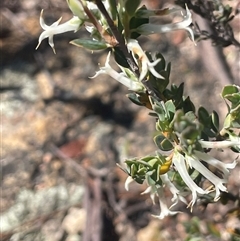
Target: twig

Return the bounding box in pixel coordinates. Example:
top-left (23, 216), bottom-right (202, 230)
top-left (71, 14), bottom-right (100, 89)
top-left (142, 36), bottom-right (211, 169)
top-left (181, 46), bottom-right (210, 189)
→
top-left (79, 0), bottom-right (118, 47)
top-left (91, 178), bottom-right (103, 241)
top-left (83, 177), bottom-right (103, 241)
top-left (194, 13), bottom-right (236, 85)
top-left (94, 0), bottom-right (164, 101)
top-left (94, 0), bottom-right (139, 74)
top-left (50, 144), bottom-right (110, 241)
top-left (50, 144), bottom-right (110, 178)
top-left (50, 144), bottom-right (88, 178)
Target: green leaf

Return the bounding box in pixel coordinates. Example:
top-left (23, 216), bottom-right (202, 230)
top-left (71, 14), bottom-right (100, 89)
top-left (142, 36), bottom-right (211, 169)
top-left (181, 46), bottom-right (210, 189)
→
top-left (185, 111), bottom-right (197, 122)
top-left (127, 93), bottom-right (144, 106)
top-left (202, 128), bottom-right (217, 138)
top-left (70, 39), bottom-right (109, 50)
top-left (156, 119), bottom-right (170, 132)
top-left (174, 83), bottom-right (184, 105)
top-left (224, 93), bottom-right (240, 104)
top-left (138, 167), bottom-right (147, 175)
top-left (127, 92), bottom-right (153, 109)
top-left (182, 126), bottom-right (200, 141)
top-left (125, 0), bottom-right (141, 16)
top-left (223, 114), bottom-right (232, 129)
top-left (198, 106), bottom-right (210, 125)
top-left (148, 72), bottom-right (168, 95)
top-left (129, 6), bottom-right (149, 39)
top-left (221, 85), bottom-right (239, 97)
top-left (190, 169), bottom-right (201, 182)
top-left (67, 0), bottom-right (85, 19)
top-left (108, 0), bottom-right (118, 21)
top-left (161, 138), bottom-right (174, 151)
top-left (165, 100), bottom-right (176, 120)
top-left (141, 156), bottom-right (157, 163)
top-left (130, 163), bottom-right (137, 176)
top-left (137, 159), bottom-right (152, 168)
top-left (153, 103), bottom-right (166, 122)
top-left (154, 135), bottom-right (173, 151)
top-left (211, 111), bottom-right (219, 132)
top-left (182, 96), bottom-right (195, 113)
top-left (223, 105), bottom-right (240, 128)
top-left (166, 62), bottom-right (171, 79)
top-left (148, 158), bottom-right (159, 167)
top-left (146, 172), bottom-right (156, 186)
top-left (154, 52), bottom-right (166, 70)
top-left (113, 47), bottom-right (130, 68)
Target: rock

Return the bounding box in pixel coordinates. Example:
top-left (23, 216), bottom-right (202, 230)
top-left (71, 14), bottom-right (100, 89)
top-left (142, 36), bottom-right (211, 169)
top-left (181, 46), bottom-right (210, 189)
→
top-left (62, 207), bottom-right (86, 234)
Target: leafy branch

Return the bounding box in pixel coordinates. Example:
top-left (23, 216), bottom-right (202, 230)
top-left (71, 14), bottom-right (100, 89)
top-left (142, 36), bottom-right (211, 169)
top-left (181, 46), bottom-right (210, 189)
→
top-left (35, 0), bottom-right (240, 223)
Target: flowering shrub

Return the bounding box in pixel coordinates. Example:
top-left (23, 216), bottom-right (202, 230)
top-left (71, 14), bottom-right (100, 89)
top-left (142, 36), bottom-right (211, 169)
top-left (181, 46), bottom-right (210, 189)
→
top-left (36, 0), bottom-right (239, 220)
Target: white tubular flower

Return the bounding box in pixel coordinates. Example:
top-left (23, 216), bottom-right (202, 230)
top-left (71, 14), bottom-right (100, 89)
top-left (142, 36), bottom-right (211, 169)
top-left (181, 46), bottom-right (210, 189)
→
top-left (36, 10), bottom-right (83, 53)
top-left (229, 135), bottom-right (240, 148)
top-left (199, 140), bottom-right (240, 149)
top-left (160, 173), bottom-right (187, 208)
top-left (124, 176), bottom-right (135, 191)
top-left (141, 184), bottom-right (179, 219)
top-left (127, 39), bottom-right (165, 81)
top-left (193, 151), bottom-right (237, 180)
top-left (185, 154), bottom-right (233, 201)
top-left (141, 185), bottom-right (157, 205)
top-left (135, 5), bottom-right (195, 42)
top-left (152, 187), bottom-right (179, 219)
top-left (91, 52), bottom-right (144, 91)
top-left (172, 150), bottom-right (208, 210)
top-left (140, 174), bottom-right (186, 218)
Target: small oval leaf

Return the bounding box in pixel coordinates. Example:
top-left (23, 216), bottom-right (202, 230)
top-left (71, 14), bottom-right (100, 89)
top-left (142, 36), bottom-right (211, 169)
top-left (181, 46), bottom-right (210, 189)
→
top-left (70, 39), bottom-right (109, 50)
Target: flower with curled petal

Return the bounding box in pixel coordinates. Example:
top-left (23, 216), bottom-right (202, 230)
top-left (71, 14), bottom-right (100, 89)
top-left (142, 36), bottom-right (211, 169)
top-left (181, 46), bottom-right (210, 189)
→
top-left (189, 151), bottom-right (237, 200)
top-left (135, 5), bottom-right (195, 42)
top-left (127, 39), bottom-right (165, 81)
top-left (141, 181), bottom-right (182, 219)
top-left (199, 139), bottom-right (240, 149)
top-left (172, 150), bottom-right (208, 210)
top-left (152, 187), bottom-right (180, 219)
top-left (172, 147), bottom-right (237, 210)
top-left (125, 168), bottom-right (187, 219)
top-left (91, 52), bottom-right (144, 91)
top-left (36, 10), bottom-right (83, 53)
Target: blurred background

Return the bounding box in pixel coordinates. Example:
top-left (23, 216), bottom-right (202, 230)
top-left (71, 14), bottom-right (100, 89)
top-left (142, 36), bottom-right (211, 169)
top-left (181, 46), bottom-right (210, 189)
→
top-left (1, 0), bottom-right (239, 240)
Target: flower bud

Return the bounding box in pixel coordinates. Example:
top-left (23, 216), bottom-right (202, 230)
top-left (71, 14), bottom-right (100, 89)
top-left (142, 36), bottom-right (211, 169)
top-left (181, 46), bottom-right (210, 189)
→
top-left (67, 0), bottom-right (86, 19)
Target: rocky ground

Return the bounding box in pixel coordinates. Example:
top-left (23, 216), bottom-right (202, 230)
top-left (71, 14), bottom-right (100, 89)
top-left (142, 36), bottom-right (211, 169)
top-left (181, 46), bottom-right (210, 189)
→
top-left (1, 1), bottom-right (240, 241)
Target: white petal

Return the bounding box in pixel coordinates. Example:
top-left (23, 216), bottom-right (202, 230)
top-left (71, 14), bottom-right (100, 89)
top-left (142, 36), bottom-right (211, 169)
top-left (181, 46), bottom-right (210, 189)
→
top-left (127, 39), bottom-right (165, 81)
top-left (39, 10), bottom-right (47, 29)
top-left (92, 52), bottom-right (143, 91)
top-left (147, 59), bottom-right (165, 79)
top-left (194, 151), bottom-right (237, 179)
top-left (135, 5), bottom-right (195, 42)
top-left (199, 140), bottom-right (240, 149)
top-left (152, 187), bottom-right (179, 219)
top-left (161, 174), bottom-right (179, 204)
top-left (141, 186), bottom-right (152, 195)
top-left (186, 155), bottom-right (227, 201)
top-left (124, 176), bottom-right (134, 191)
top-left (141, 186), bottom-right (157, 204)
top-left (173, 151), bottom-right (207, 210)
top-left (36, 12), bottom-right (82, 52)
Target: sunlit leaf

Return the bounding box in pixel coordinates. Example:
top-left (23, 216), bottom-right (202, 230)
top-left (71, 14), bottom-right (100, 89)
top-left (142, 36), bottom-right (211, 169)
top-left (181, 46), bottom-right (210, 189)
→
top-left (125, 0), bottom-right (141, 16)
top-left (70, 39), bottom-right (109, 50)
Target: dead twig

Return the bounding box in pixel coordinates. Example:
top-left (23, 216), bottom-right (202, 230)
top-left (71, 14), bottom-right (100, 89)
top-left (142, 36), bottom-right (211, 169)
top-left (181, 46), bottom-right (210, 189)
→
top-left (50, 144), bottom-right (112, 241)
